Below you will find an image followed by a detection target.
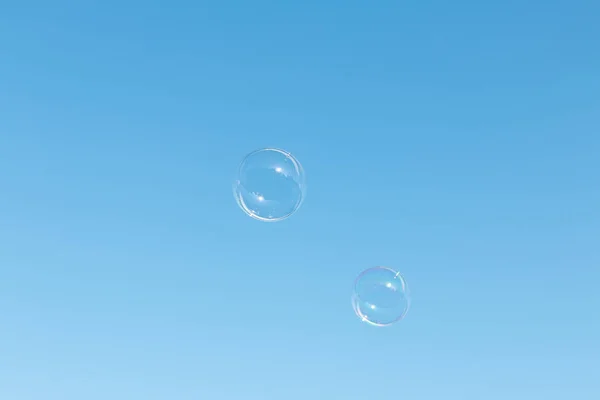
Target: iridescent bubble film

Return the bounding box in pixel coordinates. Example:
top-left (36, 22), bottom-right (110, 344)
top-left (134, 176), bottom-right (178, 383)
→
top-left (233, 148), bottom-right (306, 222)
top-left (352, 266), bottom-right (410, 327)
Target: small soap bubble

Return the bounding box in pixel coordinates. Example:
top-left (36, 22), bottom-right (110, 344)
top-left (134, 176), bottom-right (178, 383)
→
top-left (352, 266), bottom-right (410, 327)
top-left (233, 148), bottom-right (306, 222)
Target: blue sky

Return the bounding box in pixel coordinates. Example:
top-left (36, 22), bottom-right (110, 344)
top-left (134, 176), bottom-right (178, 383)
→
top-left (1, 1), bottom-right (599, 399)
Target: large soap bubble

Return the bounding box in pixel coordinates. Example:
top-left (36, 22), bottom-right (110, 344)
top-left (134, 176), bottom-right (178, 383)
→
top-left (352, 266), bottom-right (410, 327)
top-left (233, 148), bottom-right (306, 222)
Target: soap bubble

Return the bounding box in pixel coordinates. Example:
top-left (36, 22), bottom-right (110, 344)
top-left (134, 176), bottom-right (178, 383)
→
top-left (233, 148), bottom-right (306, 222)
top-left (352, 266), bottom-right (410, 327)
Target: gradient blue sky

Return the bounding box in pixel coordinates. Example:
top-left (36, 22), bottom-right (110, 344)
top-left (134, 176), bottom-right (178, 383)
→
top-left (1, 1), bottom-right (599, 399)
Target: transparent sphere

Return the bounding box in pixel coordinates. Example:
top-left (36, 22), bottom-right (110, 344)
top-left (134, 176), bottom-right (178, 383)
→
top-left (233, 148), bottom-right (306, 222)
top-left (352, 267), bottom-right (410, 327)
